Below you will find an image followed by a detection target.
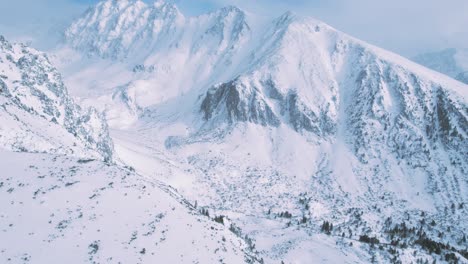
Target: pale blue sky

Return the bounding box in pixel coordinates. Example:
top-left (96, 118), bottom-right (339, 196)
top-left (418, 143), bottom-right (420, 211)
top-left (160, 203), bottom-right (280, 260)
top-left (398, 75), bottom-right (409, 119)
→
top-left (0, 0), bottom-right (467, 56)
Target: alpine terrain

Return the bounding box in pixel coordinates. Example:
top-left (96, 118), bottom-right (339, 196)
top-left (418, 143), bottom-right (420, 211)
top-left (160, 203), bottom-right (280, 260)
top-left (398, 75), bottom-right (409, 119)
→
top-left (1, 0), bottom-right (467, 263)
top-left (0, 35), bottom-right (260, 263)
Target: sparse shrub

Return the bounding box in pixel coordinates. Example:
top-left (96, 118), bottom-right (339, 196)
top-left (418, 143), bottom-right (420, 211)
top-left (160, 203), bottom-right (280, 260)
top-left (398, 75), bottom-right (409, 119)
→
top-left (359, 235), bottom-right (380, 245)
top-left (214, 215), bottom-right (224, 225)
top-left (321, 221), bottom-right (333, 234)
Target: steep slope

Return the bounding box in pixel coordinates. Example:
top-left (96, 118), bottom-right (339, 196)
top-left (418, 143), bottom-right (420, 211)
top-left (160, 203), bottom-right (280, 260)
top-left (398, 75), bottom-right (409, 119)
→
top-left (57, 1), bottom-right (468, 263)
top-left (0, 150), bottom-right (260, 263)
top-left (0, 34), bottom-right (262, 263)
top-left (413, 48), bottom-right (468, 84)
top-left (60, 0), bottom-right (254, 128)
top-left (65, 0), bottom-right (250, 68)
top-left (0, 36), bottom-right (113, 161)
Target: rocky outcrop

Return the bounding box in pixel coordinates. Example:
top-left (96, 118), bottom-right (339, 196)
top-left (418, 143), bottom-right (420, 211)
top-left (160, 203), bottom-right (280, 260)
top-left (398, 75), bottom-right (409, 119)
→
top-left (0, 36), bottom-right (113, 161)
top-left (284, 92), bottom-right (336, 136)
top-left (65, 0), bottom-right (250, 61)
top-left (201, 79), bottom-right (280, 127)
top-left (200, 77), bottom-right (338, 136)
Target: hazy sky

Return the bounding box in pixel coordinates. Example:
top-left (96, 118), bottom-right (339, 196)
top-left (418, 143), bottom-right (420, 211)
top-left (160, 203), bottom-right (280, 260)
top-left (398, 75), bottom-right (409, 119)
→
top-left (0, 0), bottom-right (467, 56)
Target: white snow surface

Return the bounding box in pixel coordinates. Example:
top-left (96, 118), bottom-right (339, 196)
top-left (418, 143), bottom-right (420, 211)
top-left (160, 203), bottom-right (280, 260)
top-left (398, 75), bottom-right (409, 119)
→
top-left (56, 1), bottom-right (468, 263)
top-left (0, 34), bottom-right (260, 263)
top-left (0, 150), bottom-right (259, 263)
top-left (1, 0), bottom-right (467, 263)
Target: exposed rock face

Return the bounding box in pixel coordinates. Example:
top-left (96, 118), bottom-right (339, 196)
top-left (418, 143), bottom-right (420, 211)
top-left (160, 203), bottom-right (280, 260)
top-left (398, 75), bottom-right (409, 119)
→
top-left (284, 91), bottom-right (336, 136)
top-left (197, 13), bottom-right (467, 173)
top-left (434, 89), bottom-right (468, 153)
top-left (200, 79), bottom-right (336, 136)
top-left (65, 0), bottom-right (250, 61)
top-left (344, 55), bottom-right (467, 169)
top-left (0, 35), bottom-right (113, 161)
top-left (62, 0), bottom-right (468, 194)
top-left (201, 79), bottom-right (280, 127)
top-left (57, 2), bottom-right (468, 262)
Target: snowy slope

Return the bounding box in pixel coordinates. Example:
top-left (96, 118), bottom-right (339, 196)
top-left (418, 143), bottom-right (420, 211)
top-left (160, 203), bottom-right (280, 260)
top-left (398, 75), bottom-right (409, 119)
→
top-left (51, 0), bottom-right (468, 263)
top-left (56, 0), bottom-right (257, 128)
top-left (0, 36), bottom-right (113, 161)
top-left (0, 150), bottom-right (260, 263)
top-left (413, 48), bottom-right (468, 84)
top-left (0, 34), bottom-right (261, 263)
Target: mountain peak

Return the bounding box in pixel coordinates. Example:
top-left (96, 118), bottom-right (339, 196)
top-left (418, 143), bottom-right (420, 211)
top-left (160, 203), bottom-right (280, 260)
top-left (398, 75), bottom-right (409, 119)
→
top-left (34, 3), bottom-right (468, 263)
top-left (99, 0), bottom-right (143, 11)
top-left (65, 0), bottom-right (185, 59)
top-left (276, 11), bottom-right (298, 24)
top-left (218, 5), bottom-right (244, 15)
top-left (65, 0), bottom-right (253, 60)
top-left (204, 5), bottom-right (248, 28)
top-left (151, 0), bottom-right (182, 14)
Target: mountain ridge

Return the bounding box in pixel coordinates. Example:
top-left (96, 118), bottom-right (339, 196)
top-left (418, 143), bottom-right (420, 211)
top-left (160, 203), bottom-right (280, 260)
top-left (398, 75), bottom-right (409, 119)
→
top-left (42, 1), bottom-right (468, 262)
top-left (0, 35), bottom-right (113, 161)
top-left (0, 33), bottom-right (263, 264)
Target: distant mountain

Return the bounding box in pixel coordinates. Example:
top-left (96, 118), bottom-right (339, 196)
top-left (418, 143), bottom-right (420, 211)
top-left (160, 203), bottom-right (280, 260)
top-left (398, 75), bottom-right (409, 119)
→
top-left (413, 48), bottom-right (468, 84)
top-left (65, 0), bottom-right (247, 60)
top-left (57, 1), bottom-right (468, 263)
top-left (0, 0), bottom-right (462, 262)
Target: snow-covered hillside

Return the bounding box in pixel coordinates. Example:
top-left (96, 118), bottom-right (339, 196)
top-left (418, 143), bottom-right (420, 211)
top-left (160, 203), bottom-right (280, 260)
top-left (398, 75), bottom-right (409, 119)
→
top-left (54, 0), bottom-right (468, 263)
top-left (413, 48), bottom-right (468, 84)
top-left (0, 150), bottom-right (260, 263)
top-left (0, 35), bottom-right (113, 161)
top-left (0, 35), bottom-right (260, 264)
top-left (0, 0), bottom-right (465, 262)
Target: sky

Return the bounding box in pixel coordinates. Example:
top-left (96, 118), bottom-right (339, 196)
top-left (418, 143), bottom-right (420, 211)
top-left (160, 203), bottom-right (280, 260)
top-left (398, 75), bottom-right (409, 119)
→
top-left (0, 0), bottom-right (467, 57)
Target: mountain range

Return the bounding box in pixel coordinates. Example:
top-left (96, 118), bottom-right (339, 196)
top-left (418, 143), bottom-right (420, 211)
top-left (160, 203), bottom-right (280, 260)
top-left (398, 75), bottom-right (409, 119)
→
top-left (1, 0), bottom-right (467, 263)
top-left (0, 34), bottom-right (261, 263)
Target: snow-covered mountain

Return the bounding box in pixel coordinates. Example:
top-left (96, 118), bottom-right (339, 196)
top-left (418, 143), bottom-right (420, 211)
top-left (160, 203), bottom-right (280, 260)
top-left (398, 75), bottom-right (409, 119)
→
top-left (58, 0), bottom-right (255, 129)
top-left (0, 35), bottom-right (113, 161)
top-left (2, 0), bottom-right (467, 262)
top-left (56, 1), bottom-right (468, 263)
top-left (0, 34), bottom-right (261, 264)
top-left (413, 48), bottom-right (468, 84)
